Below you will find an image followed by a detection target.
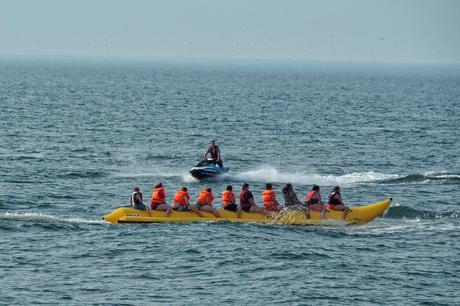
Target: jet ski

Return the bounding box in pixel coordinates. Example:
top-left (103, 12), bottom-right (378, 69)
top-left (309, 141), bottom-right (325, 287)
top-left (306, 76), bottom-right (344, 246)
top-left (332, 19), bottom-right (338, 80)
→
top-left (189, 159), bottom-right (229, 180)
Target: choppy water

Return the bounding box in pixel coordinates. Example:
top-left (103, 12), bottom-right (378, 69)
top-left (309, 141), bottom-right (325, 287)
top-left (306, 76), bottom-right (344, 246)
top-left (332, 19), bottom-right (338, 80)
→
top-left (1, 58), bottom-right (459, 305)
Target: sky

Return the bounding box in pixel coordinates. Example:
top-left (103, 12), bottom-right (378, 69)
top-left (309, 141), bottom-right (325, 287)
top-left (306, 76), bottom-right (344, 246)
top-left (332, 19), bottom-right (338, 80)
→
top-left (1, 0), bottom-right (459, 63)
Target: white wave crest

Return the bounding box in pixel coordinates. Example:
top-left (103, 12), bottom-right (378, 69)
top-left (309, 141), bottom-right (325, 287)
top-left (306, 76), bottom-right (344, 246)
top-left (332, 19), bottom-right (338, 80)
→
top-left (230, 167), bottom-right (398, 186)
top-left (0, 212), bottom-right (107, 225)
top-left (112, 165), bottom-right (399, 186)
top-left (348, 219), bottom-right (460, 235)
top-left (423, 171), bottom-right (460, 179)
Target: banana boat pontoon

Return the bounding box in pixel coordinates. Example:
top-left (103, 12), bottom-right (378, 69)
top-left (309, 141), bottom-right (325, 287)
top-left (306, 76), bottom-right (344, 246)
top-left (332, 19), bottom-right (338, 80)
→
top-left (103, 198), bottom-right (392, 225)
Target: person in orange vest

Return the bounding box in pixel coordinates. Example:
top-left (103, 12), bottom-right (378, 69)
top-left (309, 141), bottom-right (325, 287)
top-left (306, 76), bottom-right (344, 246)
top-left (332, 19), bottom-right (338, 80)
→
top-left (171, 187), bottom-right (203, 217)
top-left (327, 186), bottom-right (351, 220)
top-left (305, 184), bottom-right (326, 218)
top-left (149, 183), bottom-right (172, 217)
top-left (261, 183), bottom-right (282, 212)
top-left (196, 187), bottom-right (221, 218)
top-left (222, 185), bottom-right (241, 218)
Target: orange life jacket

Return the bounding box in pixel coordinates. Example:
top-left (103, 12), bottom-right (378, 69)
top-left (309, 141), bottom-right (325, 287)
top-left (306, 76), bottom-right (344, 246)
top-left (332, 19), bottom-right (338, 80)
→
top-left (197, 190), bottom-right (214, 205)
top-left (150, 187), bottom-right (166, 205)
top-left (222, 190), bottom-right (235, 207)
top-left (262, 189), bottom-right (276, 209)
top-left (173, 190), bottom-right (190, 206)
top-left (306, 190), bottom-right (318, 205)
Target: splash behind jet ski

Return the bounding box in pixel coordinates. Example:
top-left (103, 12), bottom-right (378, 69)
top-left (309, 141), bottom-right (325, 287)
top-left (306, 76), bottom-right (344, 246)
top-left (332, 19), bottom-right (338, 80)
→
top-left (190, 159), bottom-right (229, 180)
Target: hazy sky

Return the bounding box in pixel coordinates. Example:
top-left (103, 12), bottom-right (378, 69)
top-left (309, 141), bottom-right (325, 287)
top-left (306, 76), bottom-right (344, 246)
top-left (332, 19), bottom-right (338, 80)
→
top-left (1, 0), bottom-right (459, 63)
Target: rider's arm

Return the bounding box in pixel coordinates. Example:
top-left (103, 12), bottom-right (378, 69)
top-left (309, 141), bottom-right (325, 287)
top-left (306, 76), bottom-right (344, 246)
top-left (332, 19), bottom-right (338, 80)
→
top-left (247, 192), bottom-right (257, 206)
top-left (273, 194), bottom-right (280, 206)
top-left (216, 148), bottom-right (221, 162)
top-left (318, 193), bottom-right (324, 205)
top-left (337, 194), bottom-right (344, 205)
top-left (160, 189), bottom-right (167, 204)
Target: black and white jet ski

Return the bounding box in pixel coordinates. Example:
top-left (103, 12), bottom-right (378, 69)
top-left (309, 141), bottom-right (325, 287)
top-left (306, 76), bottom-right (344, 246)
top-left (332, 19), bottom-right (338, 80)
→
top-left (189, 159), bottom-right (229, 180)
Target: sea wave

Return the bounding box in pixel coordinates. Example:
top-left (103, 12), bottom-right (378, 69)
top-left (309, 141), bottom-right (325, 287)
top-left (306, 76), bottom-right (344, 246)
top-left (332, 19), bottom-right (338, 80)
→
top-left (0, 212), bottom-right (107, 225)
top-left (112, 167), bottom-right (459, 187)
top-left (384, 205), bottom-right (458, 219)
top-left (58, 170), bottom-right (107, 179)
top-left (114, 170), bottom-right (185, 179)
top-left (346, 219), bottom-right (460, 236)
top-left (0, 152), bottom-right (46, 161)
top-left (114, 166), bottom-right (399, 186)
top-left (229, 167), bottom-right (398, 186)
top-left (380, 171), bottom-right (460, 185)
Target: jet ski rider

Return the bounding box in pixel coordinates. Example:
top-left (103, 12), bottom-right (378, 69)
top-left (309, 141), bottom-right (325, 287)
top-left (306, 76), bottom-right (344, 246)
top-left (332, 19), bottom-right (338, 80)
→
top-left (204, 139), bottom-right (223, 168)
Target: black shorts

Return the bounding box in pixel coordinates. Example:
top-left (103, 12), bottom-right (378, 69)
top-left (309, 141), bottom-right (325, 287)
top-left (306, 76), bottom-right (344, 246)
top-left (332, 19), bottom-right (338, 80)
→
top-left (173, 205), bottom-right (189, 211)
top-left (196, 203), bottom-right (209, 209)
top-left (241, 204), bottom-right (252, 212)
top-left (223, 204), bottom-right (238, 212)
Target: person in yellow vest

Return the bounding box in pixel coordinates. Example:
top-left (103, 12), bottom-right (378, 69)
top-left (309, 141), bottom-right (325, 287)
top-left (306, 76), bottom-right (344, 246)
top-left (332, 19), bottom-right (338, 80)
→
top-left (262, 183), bottom-right (282, 212)
top-left (196, 187), bottom-right (221, 218)
top-left (222, 185), bottom-right (241, 218)
top-left (149, 183), bottom-right (172, 217)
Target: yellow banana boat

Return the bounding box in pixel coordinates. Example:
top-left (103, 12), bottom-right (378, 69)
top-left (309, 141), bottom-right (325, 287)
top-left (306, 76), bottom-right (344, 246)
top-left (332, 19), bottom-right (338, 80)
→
top-left (103, 198), bottom-right (392, 225)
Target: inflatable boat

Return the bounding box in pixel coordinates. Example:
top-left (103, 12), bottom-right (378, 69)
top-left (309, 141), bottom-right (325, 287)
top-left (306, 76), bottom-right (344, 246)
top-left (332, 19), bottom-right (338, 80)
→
top-left (103, 198), bottom-right (392, 225)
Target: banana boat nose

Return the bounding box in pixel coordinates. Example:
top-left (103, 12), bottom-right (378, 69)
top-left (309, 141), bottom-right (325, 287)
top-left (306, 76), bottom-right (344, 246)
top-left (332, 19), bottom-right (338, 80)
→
top-left (103, 208), bottom-right (123, 224)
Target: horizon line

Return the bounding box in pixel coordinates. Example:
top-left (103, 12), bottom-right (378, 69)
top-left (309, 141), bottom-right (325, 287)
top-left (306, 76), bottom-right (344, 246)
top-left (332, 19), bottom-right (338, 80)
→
top-left (1, 53), bottom-right (460, 66)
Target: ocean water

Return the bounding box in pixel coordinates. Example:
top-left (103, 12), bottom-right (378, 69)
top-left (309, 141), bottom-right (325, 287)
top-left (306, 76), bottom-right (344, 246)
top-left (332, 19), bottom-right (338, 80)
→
top-left (1, 58), bottom-right (459, 305)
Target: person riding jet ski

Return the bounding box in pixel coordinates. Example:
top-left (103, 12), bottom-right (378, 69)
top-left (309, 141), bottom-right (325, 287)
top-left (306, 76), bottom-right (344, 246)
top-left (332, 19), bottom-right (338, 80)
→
top-left (204, 139), bottom-right (223, 168)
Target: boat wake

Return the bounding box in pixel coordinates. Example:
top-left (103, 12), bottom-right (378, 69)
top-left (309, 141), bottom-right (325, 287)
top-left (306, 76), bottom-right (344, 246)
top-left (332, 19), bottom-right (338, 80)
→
top-left (380, 171), bottom-right (460, 185)
top-left (384, 205), bottom-right (458, 220)
top-left (114, 166), bottom-right (399, 185)
top-left (113, 167), bottom-right (459, 187)
top-left (0, 212), bottom-right (107, 225)
top-left (228, 167), bottom-right (398, 186)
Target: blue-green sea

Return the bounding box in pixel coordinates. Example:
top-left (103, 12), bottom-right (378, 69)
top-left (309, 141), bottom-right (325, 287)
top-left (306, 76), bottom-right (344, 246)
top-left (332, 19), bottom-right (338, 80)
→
top-left (1, 58), bottom-right (459, 305)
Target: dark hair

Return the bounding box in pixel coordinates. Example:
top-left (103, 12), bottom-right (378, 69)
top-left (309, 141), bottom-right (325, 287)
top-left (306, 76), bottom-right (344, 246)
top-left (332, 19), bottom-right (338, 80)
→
top-left (154, 183), bottom-right (162, 189)
top-left (133, 187), bottom-right (140, 192)
top-left (266, 183), bottom-right (272, 190)
top-left (282, 183), bottom-right (293, 194)
top-left (242, 183), bottom-right (249, 189)
top-left (181, 186), bottom-right (188, 192)
top-left (332, 186), bottom-right (340, 193)
top-left (206, 187), bottom-right (212, 192)
top-left (312, 184), bottom-right (320, 191)
top-left (226, 185), bottom-right (233, 191)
